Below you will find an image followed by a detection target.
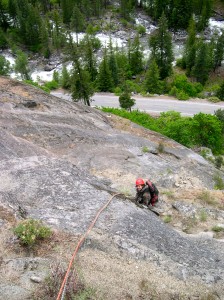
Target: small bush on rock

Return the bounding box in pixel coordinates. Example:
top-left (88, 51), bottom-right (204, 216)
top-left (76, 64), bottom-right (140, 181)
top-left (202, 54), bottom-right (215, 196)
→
top-left (157, 142), bottom-right (165, 153)
top-left (208, 96), bottom-right (220, 103)
top-left (163, 215), bottom-right (172, 223)
top-left (34, 262), bottom-right (96, 300)
top-left (14, 219), bottom-right (51, 247)
top-left (213, 173), bottom-right (224, 190)
top-left (212, 225), bottom-right (224, 232)
top-left (199, 209), bottom-right (207, 222)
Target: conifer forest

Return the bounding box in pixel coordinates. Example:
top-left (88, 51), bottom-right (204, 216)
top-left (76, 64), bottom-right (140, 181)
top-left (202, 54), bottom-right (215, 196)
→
top-left (0, 0), bottom-right (224, 105)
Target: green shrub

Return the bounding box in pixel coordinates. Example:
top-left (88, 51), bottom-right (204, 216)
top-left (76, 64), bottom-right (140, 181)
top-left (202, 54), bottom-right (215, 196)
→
top-left (163, 215), bottom-right (172, 223)
top-left (24, 80), bottom-right (50, 93)
top-left (196, 91), bottom-right (206, 99)
top-left (60, 65), bottom-right (71, 89)
top-left (211, 225), bottom-right (224, 232)
top-left (214, 109), bottom-right (224, 134)
top-left (86, 24), bottom-right (100, 35)
top-left (199, 209), bottom-right (207, 222)
top-left (100, 109), bottom-right (223, 154)
top-left (208, 96), bottom-right (220, 103)
top-left (113, 86), bottom-right (122, 96)
top-left (34, 262), bottom-right (96, 299)
top-left (175, 57), bottom-right (186, 69)
top-left (214, 156), bottom-right (223, 169)
top-left (192, 113), bottom-right (223, 154)
top-left (168, 86), bottom-right (177, 96)
top-left (123, 80), bottom-right (142, 94)
top-left (158, 113), bottom-right (194, 148)
top-left (176, 90), bottom-right (189, 100)
top-left (136, 24), bottom-right (146, 35)
top-left (40, 86), bottom-right (50, 93)
top-left (53, 70), bottom-right (60, 83)
top-left (216, 81), bottom-right (224, 101)
top-left (157, 142), bottom-right (165, 153)
top-left (44, 80), bottom-right (59, 90)
top-left (79, 35), bottom-right (101, 51)
top-left (197, 190), bottom-right (217, 206)
top-left (213, 173), bottom-right (224, 190)
top-left (170, 74), bottom-right (203, 99)
top-left (120, 18), bottom-right (128, 27)
top-left (0, 55), bottom-right (11, 75)
top-left (142, 146), bottom-right (149, 153)
top-left (14, 219), bottom-right (51, 247)
top-left (206, 83), bottom-right (220, 94)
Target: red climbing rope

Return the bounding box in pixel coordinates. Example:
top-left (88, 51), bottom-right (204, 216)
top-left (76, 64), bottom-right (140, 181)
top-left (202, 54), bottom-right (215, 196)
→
top-left (56, 192), bottom-right (121, 300)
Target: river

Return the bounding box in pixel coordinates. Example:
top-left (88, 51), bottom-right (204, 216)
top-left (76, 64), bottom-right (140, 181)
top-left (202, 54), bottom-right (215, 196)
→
top-left (1, 17), bottom-right (224, 83)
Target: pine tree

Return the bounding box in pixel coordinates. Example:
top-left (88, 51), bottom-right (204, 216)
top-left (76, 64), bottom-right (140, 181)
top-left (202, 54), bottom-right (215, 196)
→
top-left (119, 92), bottom-right (135, 111)
top-left (144, 59), bottom-right (162, 94)
top-left (170, 0), bottom-right (192, 30)
top-left (71, 69), bottom-right (94, 106)
top-left (51, 10), bottom-right (65, 50)
top-left (61, 0), bottom-right (73, 24)
top-left (120, 0), bottom-right (133, 20)
top-left (39, 0), bottom-right (51, 13)
top-left (61, 65), bottom-right (71, 89)
top-left (154, 0), bottom-right (168, 20)
top-left (149, 12), bottom-right (174, 79)
top-left (115, 47), bottom-right (131, 81)
top-left (91, 0), bottom-right (101, 17)
top-left (80, 0), bottom-right (91, 19)
top-left (192, 40), bottom-right (211, 85)
top-left (97, 50), bottom-right (113, 92)
top-left (196, 0), bottom-right (212, 31)
top-left (70, 5), bottom-right (85, 43)
top-left (69, 43), bottom-right (94, 106)
top-left (0, 0), bottom-right (10, 31)
top-left (213, 30), bottom-right (224, 71)
top-left (8, 0), bottom-right (17, 22)
top-left (0, 55), bottom-right (11, 75)
top-left (81, 34), bottom-right (98, 82)
top-left (40, 18), bottom-right (50, 58)
top-left (108, 39), bottom-right (119, 86)
top-left (26, 6), bottom-right (42, 49)
top-left (13, 0), bottom-right (42, 49)
top-left (184, 18), bottom-right (197, 75)
top-left (0, 27), bottom-right (7, 48)
top-left (129, 34), bottom-right (144, 75)
top-left (15, 0), bottom-right (30, 40)
top-left (14, 50), bottom-right (30, 80)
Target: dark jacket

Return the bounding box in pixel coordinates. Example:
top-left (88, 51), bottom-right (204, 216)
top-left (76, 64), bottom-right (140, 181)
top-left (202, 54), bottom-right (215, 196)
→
top-left (135, 184), bottom-right (158, 206)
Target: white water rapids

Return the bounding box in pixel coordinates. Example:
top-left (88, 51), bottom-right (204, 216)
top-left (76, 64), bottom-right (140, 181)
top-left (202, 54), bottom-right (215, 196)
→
top-left (1, 18), bottom-right (224, 83)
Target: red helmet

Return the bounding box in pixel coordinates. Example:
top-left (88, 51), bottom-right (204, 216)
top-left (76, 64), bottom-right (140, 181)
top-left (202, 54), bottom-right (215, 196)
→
top-left (136, 178), bottom-right (145, 186)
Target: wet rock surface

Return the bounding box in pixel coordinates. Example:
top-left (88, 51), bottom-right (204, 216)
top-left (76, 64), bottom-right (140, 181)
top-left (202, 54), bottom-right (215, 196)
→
top-left (0, 77), bottom-right (224, 299)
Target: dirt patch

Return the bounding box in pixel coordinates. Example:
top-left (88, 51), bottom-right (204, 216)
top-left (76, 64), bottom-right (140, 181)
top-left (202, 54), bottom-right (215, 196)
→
top-left (77, 247), bottom-right (223, 300)
top-left (0, 206), bottom-right (16, 223)
top-left (8, 86), bottom-right (31, 99)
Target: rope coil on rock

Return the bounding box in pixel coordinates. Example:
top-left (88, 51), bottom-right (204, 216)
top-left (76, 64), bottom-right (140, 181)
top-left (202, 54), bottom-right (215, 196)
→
top-left (56, 192), bottom-right (121, 300)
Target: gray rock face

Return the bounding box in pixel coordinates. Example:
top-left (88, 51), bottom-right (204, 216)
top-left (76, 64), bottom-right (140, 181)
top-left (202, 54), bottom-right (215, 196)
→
top-left (0, 258), bottom-right (50, 300)
top-left (0, 77), bottom-right (224, 298)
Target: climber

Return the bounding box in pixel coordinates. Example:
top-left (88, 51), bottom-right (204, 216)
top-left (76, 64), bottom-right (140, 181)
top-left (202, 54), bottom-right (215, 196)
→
top-left (135, 178), bottom-right (159, 207)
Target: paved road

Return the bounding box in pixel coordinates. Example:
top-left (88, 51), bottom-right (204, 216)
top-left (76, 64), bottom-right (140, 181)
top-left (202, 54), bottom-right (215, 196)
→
top-left (51, 92), bottom-right (224, 116)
